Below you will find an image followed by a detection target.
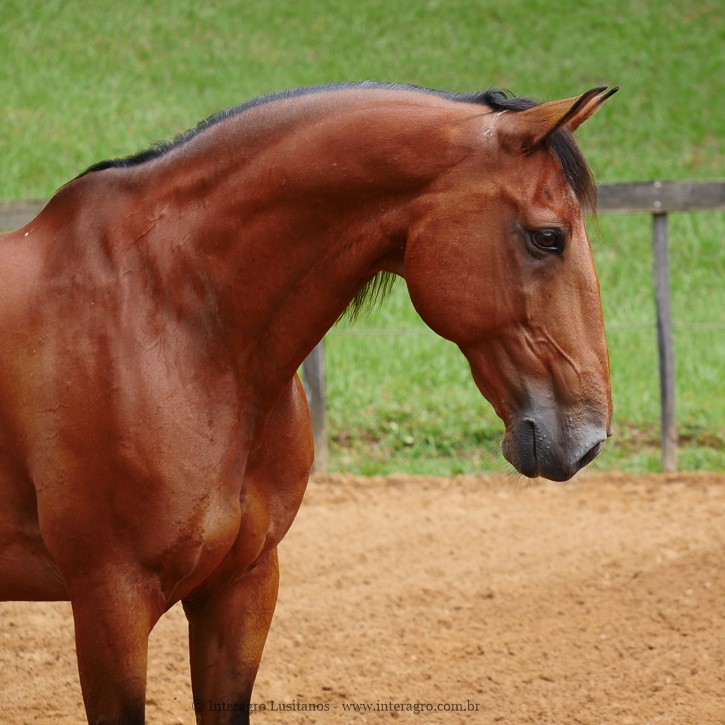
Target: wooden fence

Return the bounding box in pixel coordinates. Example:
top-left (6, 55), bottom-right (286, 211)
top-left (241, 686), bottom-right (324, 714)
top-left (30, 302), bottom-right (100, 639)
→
top-left (597, 181), bottom-right (725, 471)
top-left (2, 181), bottom-right (724, 473)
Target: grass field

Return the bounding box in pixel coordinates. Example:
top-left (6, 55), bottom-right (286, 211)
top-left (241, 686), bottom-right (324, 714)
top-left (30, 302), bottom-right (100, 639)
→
top-left (1, 0), bottom-right (723, 473)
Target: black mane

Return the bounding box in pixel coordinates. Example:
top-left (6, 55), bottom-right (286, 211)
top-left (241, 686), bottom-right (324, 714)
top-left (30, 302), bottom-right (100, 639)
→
top-left (78, 82), bottom-right (596, 211)
top-left (79, 82), bottom-right (597, 321)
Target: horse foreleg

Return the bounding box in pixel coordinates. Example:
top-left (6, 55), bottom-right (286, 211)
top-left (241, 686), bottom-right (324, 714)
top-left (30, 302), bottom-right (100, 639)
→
top-left (182, 375), bottom-right (311, 723)
top-left (182, 548), bottom-right (279, 725)
top-left (69, 576), bottom-right (162, 725)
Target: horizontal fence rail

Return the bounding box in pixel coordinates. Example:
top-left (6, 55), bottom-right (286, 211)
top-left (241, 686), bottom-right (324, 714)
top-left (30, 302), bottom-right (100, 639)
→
top-left (0, 199), bottom-right (45, 230)
top-left (597, 180), bottom-right (725, 213)
top-left (2, 181), bottom-right (724, 473)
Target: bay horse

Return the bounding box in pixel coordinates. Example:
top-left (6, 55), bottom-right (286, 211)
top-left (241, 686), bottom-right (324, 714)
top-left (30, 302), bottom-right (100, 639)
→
top-left (0, 82), bottom-right (615, 724)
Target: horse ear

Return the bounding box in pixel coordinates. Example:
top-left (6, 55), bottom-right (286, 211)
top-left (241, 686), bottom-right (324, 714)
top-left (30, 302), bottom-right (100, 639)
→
top-left (498, 86), bottom-right (618, 154)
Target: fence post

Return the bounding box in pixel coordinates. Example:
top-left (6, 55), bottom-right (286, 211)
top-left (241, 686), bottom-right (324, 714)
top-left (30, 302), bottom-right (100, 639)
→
top-left (302, 340), bottom-right (329, 473)
top-left (651, 211), bottom-right (677, 471)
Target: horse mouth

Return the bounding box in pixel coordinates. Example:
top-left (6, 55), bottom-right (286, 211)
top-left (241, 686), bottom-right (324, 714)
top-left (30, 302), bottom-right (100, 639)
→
top-left (502, 417), bottom-right (606, 482)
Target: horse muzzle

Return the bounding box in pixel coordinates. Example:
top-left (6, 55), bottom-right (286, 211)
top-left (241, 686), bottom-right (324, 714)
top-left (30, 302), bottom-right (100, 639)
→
top-left (501, 414), bottom-right (609, 482)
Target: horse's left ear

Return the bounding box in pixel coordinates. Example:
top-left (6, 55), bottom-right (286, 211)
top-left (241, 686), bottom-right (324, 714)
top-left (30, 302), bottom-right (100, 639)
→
top-left (499, 86), bottom-right (619, 154)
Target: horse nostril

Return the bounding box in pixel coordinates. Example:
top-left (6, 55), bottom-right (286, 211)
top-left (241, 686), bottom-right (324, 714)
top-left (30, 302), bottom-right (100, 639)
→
top-left (576, 439), bottom-right (604, 472)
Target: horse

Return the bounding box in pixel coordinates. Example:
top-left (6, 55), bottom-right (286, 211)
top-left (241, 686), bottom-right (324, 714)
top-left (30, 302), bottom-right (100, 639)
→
top-left (0, 81), bottom-right (615, 724)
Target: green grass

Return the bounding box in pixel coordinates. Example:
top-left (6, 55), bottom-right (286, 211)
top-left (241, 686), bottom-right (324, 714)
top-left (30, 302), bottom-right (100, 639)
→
top-left (1, 0), bottom-right (723, 474)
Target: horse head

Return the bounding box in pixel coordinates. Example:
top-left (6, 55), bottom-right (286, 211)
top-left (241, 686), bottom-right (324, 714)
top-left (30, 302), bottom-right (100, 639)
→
top-left (403, 87), bottom-right (616, 481)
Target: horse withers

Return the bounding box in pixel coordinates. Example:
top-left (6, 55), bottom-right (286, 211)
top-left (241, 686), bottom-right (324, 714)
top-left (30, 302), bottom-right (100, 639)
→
top-left (0, 82), bottom-right (615, 723)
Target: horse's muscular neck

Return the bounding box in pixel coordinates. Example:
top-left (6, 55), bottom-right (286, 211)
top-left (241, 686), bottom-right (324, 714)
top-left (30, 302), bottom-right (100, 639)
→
top-left (121, 95), bottom-right (472, 404)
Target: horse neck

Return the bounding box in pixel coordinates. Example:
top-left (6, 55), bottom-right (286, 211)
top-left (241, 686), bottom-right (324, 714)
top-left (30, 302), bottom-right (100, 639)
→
top-left (131, 100), bottom-right (470, 403)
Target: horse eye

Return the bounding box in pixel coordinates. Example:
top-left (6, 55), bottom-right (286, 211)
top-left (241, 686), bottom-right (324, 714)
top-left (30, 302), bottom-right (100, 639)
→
top-left (529, 228), bottom-right (563, 253)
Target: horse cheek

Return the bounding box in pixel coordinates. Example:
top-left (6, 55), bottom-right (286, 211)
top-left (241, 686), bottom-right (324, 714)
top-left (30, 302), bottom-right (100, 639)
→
top-left (404, 230), bottom-right (493, 346)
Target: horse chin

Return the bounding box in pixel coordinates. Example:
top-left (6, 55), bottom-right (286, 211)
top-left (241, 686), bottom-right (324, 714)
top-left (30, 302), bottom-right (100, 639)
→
top-left (502, 416), bottom-right (607, 482)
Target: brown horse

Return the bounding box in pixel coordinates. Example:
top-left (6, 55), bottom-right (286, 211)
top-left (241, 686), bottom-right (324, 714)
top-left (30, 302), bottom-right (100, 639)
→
top-left (0, 82), bottom-right (615, 723)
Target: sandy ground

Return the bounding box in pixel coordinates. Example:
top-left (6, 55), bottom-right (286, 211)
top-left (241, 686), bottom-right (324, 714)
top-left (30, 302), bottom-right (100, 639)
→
top-left (0, 472), bottom-right (723, 724)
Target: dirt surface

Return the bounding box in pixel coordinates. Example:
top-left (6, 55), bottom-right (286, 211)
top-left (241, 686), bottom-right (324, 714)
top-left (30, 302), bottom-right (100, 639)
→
top-left (0, 472), bottom-right (723, 724)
